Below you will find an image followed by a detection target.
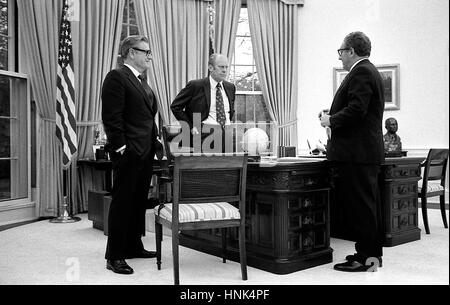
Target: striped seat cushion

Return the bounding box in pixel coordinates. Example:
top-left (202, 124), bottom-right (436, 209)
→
top-left (418, 181), bottom-right (444, 193)
top-left (155, 202), bottom-right (240, 223)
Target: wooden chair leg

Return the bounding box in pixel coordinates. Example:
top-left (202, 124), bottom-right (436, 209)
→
top-left (439, 194), bottom-right (448, 229)
top-left (239, 224), bottom-right (248, 281)
top-left (221, 228), bottom-right (227, 263)
top-left (155, 222), bottom-right (162, 270)
top-left (172, 230), bottom-right (180, 285)
top-left (421, 196), bottom-right (430, 234)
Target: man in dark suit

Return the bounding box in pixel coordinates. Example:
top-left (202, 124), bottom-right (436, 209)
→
top-left (170, 53), bottom-right (235, 153)
top-left (102, 35), bottom-right (161, 275)
top-left (320, 31), bottom-right (385, 272)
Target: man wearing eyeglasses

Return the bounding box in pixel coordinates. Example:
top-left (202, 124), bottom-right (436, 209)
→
top-left (319, 31), bottom-right (385, 272)
top-left (102, 35), bottom-right (162, 275)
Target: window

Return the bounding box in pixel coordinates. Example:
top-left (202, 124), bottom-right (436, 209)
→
top-left (0, 71), bottom-right (29, 202)
top-left (229, 8), bottom-right (271, 124)
top-left (229, 7), bottom-right (274, 156)
top-left (116, 0), bottom-right (139, 67)
top-left (0, 0), bottom-right (15, 71)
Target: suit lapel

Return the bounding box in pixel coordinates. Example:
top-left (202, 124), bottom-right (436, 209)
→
top-left (122, 67), bottom-right (156, 115)
top-left (203, 77), bottom-right (211, 111)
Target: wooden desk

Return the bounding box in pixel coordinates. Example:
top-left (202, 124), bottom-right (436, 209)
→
top-left (178, 156), bottom-right (424, 274)
top-left (330, 157), bottom-right (423, 247)
top-left (179, 159), bottom-right (334, 274)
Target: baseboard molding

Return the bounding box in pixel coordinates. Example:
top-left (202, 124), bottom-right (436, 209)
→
top-left (0, 201), bottom-right (38, 227)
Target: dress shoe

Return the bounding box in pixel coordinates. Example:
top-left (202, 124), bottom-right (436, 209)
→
top-left (127, 249), bottom-right (157, 259)
top-left (334, 260), bottom-right (372, 272)
top-left (106, 259), bottom-right (134, 275)
top-left (345, 253), bottom-right (383, 267)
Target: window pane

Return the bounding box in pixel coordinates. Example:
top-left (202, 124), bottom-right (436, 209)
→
top-left (253, 95), bottom-right (271, 122)
top-left (123, 1), bottom-right (128, 24)
top-left (234, 37), bottom-right (253, 65)
top-left (0, 159), bottom-right (11, 201)
top-left (0, 118), bottom-right (10, 158)
top-left (0, 74), bottom-right (9, 116)
top-left (234, 95), bottom-right (246, 122)
top-left (0, 35), bottom-right (7, 70)
top-left (236, 8), bottom-right (249, 36)
top-left (0, 6), bottom-right (7, 36)
top-left (129, 0), bottom-right (137, 25)
top-left (129, 25), bottom-right (139, 36)
top-left (234, 65), bottom-right (254, 91)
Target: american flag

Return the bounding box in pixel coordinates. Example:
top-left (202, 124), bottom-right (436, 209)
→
top-left (56, 0), bottom-right (77, 168)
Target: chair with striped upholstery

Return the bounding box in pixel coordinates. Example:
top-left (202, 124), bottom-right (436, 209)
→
top-left (418, 148), bottom-right (449, 234)
top-left (154, 154), bottom-right (248, 285)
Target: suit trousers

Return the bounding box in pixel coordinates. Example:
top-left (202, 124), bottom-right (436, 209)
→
top-left (331, 162), bottom-right (383, 259)
top-left (105, 149), bottom-right (154, 260)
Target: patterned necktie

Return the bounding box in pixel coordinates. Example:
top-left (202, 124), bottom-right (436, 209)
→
top-left (216, 83), bottom-right (226, 128)
top-left (138, 74), bottom-right (152, 96)
top-left (138, 74), bottom-right (156, 112)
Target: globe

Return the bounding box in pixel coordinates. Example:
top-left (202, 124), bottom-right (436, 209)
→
top-left (242, 128), bottom-right (269, 156)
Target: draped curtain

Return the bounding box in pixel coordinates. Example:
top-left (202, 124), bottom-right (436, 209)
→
top-left (247, 0), bottom-right (300, 148)
top-left (134, 0), bottom-right (210, 125)
top-left (213, 0), bottom-right (242, 60)
top-left (17, 0), bottom-right (63, 217)
top-left (73, 0), bottom-right (125, 213)
top-left (17, 0), bottom-right (124, 216)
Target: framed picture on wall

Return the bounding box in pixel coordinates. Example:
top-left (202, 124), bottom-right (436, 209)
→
top-left (333, 64), bottom-right (400, 110)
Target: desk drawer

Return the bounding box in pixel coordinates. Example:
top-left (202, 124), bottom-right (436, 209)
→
top-left (390, 182), bottom-right (418, 197)
top-left (288, 172), bottom-right (329, 189)
top-left (288, 191), bottom-right (328, 210)
top-left (391, 212), bottom-right (417, 232)
top-left (288, 228), bottom-right (327, 254)
top-left (391, 196), bottom-right (418, 213)
top-left (384, 164), bottom-right (420, 179)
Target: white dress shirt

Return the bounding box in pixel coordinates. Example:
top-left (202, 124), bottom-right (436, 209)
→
top-left (203, 76), bottom-right (231, 126)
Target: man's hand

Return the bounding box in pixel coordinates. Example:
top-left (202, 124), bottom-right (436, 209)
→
top-left (320, 114), bottom-right (331, 127)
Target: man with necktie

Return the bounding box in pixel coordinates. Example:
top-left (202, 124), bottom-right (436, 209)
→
top-left (102, 35), bottom-right (162, 275)
top-left (171, 53), bottom-right (236, 153)
top-left (319, 32), bottom-right (385, 272)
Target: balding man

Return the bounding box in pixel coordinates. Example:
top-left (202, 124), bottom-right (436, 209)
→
top-left (171, 53), bottom-right (236, 153)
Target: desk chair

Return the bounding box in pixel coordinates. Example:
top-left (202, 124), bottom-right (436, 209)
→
top-left (154, 154), bottom-right (248, 285)
top-left (418, 149), bottom-right (449, 234)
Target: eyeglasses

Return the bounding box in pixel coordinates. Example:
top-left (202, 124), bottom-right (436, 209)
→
top-left (131, 47), bottom-right (152, 57)
top-left (337, 48), bottom-right (350, 56)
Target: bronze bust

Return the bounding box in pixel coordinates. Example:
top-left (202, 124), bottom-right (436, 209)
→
top-left (383, 117), bottom-right (402, 152)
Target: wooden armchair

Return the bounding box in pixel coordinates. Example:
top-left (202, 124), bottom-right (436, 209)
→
top-left (418, 149), bottom-right (449, 234)
top-left (154, 154), bottom-right (248, 285)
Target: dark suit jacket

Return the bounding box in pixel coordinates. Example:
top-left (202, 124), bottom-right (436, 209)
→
top-left (327, 59), bottom-right (385, 164)
top-left (102, 65), bottom-right (158, 159)
top-left (170, 77), bottom-right (235, 129)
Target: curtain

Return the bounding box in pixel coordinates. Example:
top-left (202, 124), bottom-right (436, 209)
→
top-left (17, 0), bottom-right (63, 217)
top-left (247, 0), bottom-right (300, 148)
top-left (72, 0), bottom-right (125, 213)
top-left (134, 0), bottom-right (210, 125)
top-left (213, 0), bottom-right (241, 59)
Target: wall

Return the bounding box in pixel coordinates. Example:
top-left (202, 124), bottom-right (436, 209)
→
top-left (297, 0), bottom-right (449, 155)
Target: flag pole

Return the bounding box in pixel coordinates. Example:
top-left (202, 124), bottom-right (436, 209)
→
top-left (50, 163), bottom-right (81, 223)
top-left (50, 0), bottom-right (80, 223)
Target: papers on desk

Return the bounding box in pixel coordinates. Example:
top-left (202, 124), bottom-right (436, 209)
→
top-left (258, 156), bottom-right (325, 167)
